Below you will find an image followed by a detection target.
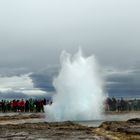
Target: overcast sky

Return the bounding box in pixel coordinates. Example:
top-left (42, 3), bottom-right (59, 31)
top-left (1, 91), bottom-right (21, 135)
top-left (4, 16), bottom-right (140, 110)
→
top-left (0, 0), bottom-right (140, 98)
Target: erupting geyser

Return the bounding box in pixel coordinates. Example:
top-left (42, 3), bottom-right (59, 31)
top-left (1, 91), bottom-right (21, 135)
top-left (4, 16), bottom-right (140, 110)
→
top-left (45, 49), bottom-right (106, 122)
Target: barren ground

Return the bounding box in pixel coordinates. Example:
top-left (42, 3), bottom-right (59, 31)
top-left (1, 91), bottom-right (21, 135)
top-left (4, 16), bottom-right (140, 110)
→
top-left (0, 113), bottom-right (140, 140)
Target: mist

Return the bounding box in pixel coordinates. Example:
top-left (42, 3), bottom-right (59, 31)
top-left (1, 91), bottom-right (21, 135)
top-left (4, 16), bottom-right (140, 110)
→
top-left (45, 49), bottom-right (106, 122)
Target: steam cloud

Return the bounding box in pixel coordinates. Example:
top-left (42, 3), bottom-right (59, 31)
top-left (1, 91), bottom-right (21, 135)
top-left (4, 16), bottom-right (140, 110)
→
top-left (45, 49), bottom-right (106, 122)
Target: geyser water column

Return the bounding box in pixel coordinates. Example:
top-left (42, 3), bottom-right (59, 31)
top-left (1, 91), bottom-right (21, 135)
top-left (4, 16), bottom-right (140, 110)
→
top-left (45, 49), bottom-right (106, 122)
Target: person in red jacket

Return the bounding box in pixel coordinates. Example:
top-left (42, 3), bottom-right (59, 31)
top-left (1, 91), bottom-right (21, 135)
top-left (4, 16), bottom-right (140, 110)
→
top-left (13, 100), bottom-right (17, 112)
top-left (20, 99), bottom-right (25, 112)
top-left (17, 100), bottom-right (21, 112)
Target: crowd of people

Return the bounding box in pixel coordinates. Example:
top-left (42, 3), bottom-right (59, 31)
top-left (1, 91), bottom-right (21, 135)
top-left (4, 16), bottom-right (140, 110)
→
top-left (105, 97), bottom-right (140, 112)
top-left (1, 97), bottom-right (140, 113)
top-left (0, 98), bottom-right (52, 113)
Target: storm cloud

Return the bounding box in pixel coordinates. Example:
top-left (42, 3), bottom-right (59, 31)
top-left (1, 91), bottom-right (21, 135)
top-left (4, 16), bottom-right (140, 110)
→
top-left (0, 0), bottom-right (140, 98)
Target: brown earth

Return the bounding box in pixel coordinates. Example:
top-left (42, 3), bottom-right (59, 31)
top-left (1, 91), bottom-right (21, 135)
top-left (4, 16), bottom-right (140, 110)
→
top-left (92, 118), bottom-right (140, 140)
top-left (0, 113), bottom-right (140, 140)
top-left (0, 113), bottom-right (106, 140)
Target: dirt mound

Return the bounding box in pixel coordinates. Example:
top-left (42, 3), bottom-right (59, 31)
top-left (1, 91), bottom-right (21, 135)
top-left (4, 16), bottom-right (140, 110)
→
top-left (0, 113), bottom-right (107, 139)
top-left (0, 122), bottom-right (107, 140)
top-left (1, 113), bottom-right (140, 140)
top-left (93, 118), bottom-right (140, 140)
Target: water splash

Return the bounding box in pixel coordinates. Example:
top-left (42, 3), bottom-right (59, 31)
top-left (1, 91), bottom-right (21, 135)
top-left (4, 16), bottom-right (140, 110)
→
top-left (45, 49), bottom-right (106, 122)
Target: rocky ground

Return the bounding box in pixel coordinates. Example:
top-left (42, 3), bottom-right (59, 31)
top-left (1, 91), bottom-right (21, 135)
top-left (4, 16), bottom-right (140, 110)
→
top-left (0, 113), bottom-right (140, 140)
top-left (93, 118), bottom-right (140, 140)
top-left (0, 113), bottom-right (106, 140)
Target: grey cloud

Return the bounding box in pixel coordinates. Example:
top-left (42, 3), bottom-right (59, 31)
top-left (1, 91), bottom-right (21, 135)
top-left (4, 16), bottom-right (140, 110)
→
top-left (0, 91), bottom-right (52, 100)
top-left (0, 91), bottom-right (28, 99)
top-left (29, 65), bottom-right (140, 98)
top-left (0, 0), bottom-right (140, 72)
top-left (106, 67), bottom-right (140, 98)
top-left (0, 0), bottom-right (140, 98)
top-left (30, 66), bottom-right (59, 92)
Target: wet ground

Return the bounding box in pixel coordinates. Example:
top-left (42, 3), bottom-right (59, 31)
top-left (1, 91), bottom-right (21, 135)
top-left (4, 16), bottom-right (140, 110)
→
top-left (0, 113), bottom-right (106, 140)
top-left (0, 113), bottom-right (140, 140)
top-left (93, 118), bottom-right (140, 140)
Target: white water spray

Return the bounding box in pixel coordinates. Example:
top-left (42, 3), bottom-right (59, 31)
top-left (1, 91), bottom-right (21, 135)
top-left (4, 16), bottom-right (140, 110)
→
top-left (45, 49), bottom-right (106, 122)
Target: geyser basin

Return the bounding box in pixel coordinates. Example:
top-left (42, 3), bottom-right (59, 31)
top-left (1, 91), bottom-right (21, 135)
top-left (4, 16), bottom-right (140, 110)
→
top-left (45, 49), bottom-right (106, 122)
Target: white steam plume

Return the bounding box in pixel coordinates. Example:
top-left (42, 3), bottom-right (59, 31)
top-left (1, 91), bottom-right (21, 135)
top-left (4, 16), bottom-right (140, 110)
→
top-left (45, 49), bottom-right (106, 122)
